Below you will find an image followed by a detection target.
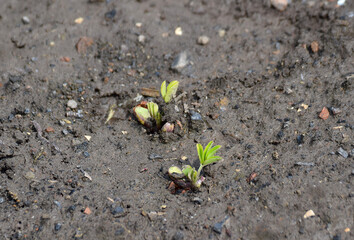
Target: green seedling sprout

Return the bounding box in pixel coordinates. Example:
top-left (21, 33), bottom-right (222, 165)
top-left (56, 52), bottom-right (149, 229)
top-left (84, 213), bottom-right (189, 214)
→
top-left (161, 80), bottom-right (179, 103)
top-left (168, 141), bottom-right (222, 189)
top-left (134, 102), bottom-right (162, 128)
top-left (147, 102), bottom-right (162, 127)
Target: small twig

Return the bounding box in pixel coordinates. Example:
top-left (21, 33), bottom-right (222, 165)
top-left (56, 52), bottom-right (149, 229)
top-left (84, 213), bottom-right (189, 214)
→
top-left (174, 91), bottom-right (187, 103)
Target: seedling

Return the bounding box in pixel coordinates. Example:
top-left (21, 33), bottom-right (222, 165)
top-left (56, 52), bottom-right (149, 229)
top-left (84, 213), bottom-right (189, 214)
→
top-left (168, 141), bottom-right (222, 189)
top-left (147, 102), bottom-right (162, 127)
top-left (161, 80), bottom-right (179, 103)
top-left (134, 101), bottom-right (162, 128)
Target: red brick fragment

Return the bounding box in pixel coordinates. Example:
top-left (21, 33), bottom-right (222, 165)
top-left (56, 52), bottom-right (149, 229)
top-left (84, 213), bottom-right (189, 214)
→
top-left (319, 107), bottom-right (329, 120)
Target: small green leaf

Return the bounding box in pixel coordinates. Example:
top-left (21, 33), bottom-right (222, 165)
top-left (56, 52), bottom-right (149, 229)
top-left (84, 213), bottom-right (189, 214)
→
top-left (182, 165), bottom-right (193, 176)
top-left (203, 156), bottom-right (222, 166)
top-left (160, 81), bottom-right (167, 100)
top-left (147, 102), bottom-right (162, 127)
top-left (197, 143), bottom-right (204, 164)
top-left (163, 81), bottom-right (179, 103)
top-left (203, 141), bottom-right (214, 162)
top-left (134, 106), bottom-right (151, 126)
top-left (147, 102), bottom-right (158, 117)
top-left (205, 145), bottom-right (221, 162)
top-left (168, 166), bottom-right (183, 175)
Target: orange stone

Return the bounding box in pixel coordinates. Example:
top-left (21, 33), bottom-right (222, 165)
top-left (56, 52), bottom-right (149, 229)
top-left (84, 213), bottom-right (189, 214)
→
top-left (60, 57), bottom-right (70, 62)
top-left (45, 127), bottom-right (55, 133)
top-left (84, 207), bottom-right (92, 215)
top-left (311, 41), bottom-right (319, 53)
top-left (319, 107), bottom-right (329, 120)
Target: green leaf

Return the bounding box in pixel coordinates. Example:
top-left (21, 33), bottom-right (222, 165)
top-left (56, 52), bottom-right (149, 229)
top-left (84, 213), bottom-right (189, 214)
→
top-left (164, 81), bottom-right (179, 103)
top-left (147, 102), bottom-right (158, 118)
top-left (197, 143), bottom-right (204, 164)
top-left (133, 106), bottom-right (151, 126)
top-left (182, 165), bottom-right (193, 177)
top-left (203, 141), bottom-right (214, 162)
top-left (147, 102), bottom-right (162, 127)
top-left (160, 81), bottom-right (167, 100)
top-left (205, 145), bottom-right (221, 162)
top-left (168, 166), bottom-right (183, 175)
top-left (203, 156), bottom-right (222, 166)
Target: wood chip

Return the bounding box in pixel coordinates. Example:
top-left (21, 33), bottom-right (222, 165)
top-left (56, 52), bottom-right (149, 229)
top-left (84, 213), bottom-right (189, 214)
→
top-left (141, 88), bottom-right (160, 98)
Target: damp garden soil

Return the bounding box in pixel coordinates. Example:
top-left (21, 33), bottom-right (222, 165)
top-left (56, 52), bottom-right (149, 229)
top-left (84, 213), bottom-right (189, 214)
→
top-left (0, 0), bottom-right (353, 239)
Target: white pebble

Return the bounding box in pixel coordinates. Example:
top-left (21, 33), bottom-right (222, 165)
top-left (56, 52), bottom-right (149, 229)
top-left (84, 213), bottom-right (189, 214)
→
top-left (22, 16), bottom-right (30, 24)
top-left (197, 36), bottom-right (210, 45)
top-left (138, 35), bottom-right (146, 43)
top-left (67, 100), bottom-right (78, 109)
top-left (175, 27), bottom-right (183, 36)
top-left (304, 210), bottom-right (315, 219)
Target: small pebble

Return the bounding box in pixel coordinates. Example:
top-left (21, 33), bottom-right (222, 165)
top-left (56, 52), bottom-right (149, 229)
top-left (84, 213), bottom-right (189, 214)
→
top-left (54, 223), bottom-right (62, 231)
top-left (175, 27), bottom-right (183, 36)
top-left (138, 35), bottom-right (146, 43)
top-left (285, 88), bottom-right (293, 95)
top-left (54, 200), bottom-right (62, 209)
top-left (105, 9), bottom-right (116, 19)
top-left (67, 100), bottom-right (78, 109)
top-left (147, 211), bottom-right (158, 221)
top-left (190, 111), bottom-right (202, 121)
top-left (62, 129), bottom-right (69, 135)
top-left (319, 107), bottom-right (329, 120)
top-left (329, 107), bottom-right (341, 115)
top-left (83, 151), bottom-right (90, 158)
top-left (197, 36), bottom-right (210, 45)
top-left (67, 205), bottom-right (76, 213)
top-left (218, 29), bottom-right (226, 37)
top-left (337, 147), bottom-right (348, 159)
top-left (297, 135), bottom-right (304, 144)
top-left (111, 206), bottom-right (124, 215)
top-left (311, 41), bottom-right (319, 53)
top-left (271, 0), bottom-right (288, 11)
top-left (149, 153), bottom-right (163, 160)
top-left (74, 17), bottom-right (84, 24)
top-left (192, 197), bottom-right (203, 204)
top-left (84, 207), bottom-right (92, 215)
top-left (213, 221), bottom-right (224, 234)
top-left (171, 51), bottom-right (189, 72)
top-left (277, 131), bottom-right (284, 139)
top-left (304, 209), bottom-right (315, 219)
top-left (22, 16), bottom-right (30, 24)
top-left (0, 197), bottom-right (5, 204)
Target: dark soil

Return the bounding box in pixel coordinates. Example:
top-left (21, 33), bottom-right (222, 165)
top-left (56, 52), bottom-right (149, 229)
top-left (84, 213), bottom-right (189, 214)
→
top-left (0, 0), bottom-right (353, 239)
